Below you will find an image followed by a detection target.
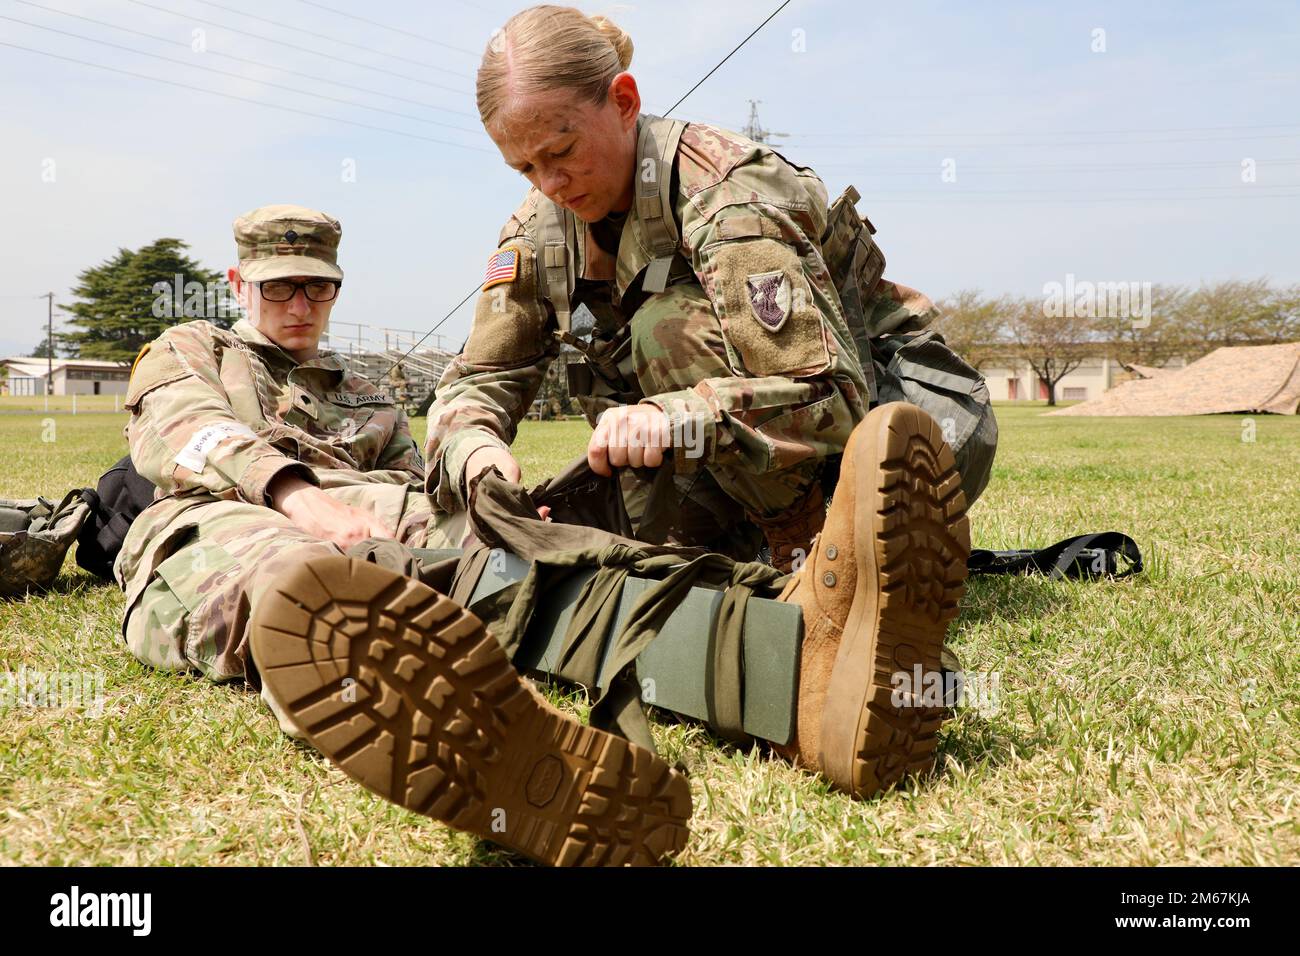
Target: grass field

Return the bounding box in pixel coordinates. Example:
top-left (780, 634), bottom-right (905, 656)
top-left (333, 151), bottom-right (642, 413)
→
top-left (0, 405), bottom-right (1296, 866)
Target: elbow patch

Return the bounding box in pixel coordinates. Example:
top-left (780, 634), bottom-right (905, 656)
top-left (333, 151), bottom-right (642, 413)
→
top-left (702, 237), bottom-right (832, 378)
top-left (463, 242), bottom-right (548, 367)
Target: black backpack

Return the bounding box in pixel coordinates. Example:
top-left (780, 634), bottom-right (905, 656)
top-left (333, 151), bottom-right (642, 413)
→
top-left (75, 455), bottom-right (159, 582)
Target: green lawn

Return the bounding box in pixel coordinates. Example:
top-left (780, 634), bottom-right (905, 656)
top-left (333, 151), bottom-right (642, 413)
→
top-left (1, 405), bottom-right (1296, 865)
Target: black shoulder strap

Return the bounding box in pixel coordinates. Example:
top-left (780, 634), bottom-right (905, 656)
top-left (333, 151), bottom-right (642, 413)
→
top-left (968, 532), bottom-right (1142, 580)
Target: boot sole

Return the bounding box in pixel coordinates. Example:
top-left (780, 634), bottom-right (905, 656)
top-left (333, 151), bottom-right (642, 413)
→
top-left (249, 555), bottom-right (692, 866)
top-left (818, 403), bottom-right (971, 797)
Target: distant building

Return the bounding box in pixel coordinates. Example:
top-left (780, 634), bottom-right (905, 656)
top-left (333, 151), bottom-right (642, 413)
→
top-left (0, 357), bottom-right (131, 396)
top-left (978, 355), bottom-right (1188, 402)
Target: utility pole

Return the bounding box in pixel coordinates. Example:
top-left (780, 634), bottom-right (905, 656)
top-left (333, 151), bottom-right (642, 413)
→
top-left (44, 292), bottom-right (54, 396)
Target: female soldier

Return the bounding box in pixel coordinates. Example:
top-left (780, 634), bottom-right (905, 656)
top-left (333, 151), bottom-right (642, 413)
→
top-left (423, 5), bottom-right (971, 572)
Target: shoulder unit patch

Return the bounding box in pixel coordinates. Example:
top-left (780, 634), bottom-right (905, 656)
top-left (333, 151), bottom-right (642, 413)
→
top-left (129, 343), bottom-right (152, 384)
top-left (746, 270), bottom-right (791, 332)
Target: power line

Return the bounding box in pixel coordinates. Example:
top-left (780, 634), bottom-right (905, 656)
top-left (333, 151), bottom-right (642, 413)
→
top-left (796, 122), bottom-right (1300, 139)
top-left (791, 132), bottom-right (1300, 150)
top-left (0, 39), bottom-right (495, 151)
top-left (189, 0), bottom-right (478, 62)
top-left (13, 0), bottom-right (479, 117)
top-left (385, 0), bottom-right (797, 378)
top-left (855, 184), bottom-right (1300, 195)
top-left (289, 0), bottom-right (482, 55)
top-left (123, 0), bottom-right (474, 92)
top-left (811, 157), bottom-right (1300, 173)
top-left (666, 0), bottom-right (792, 114)
top-left (0, 13), bottom-right (488, 135)
top-left (857, 190), bottom-right (1300, 205)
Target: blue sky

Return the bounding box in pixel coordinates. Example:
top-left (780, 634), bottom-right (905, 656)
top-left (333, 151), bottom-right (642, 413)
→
top-left (1, 0), bottom-right (1297, 357)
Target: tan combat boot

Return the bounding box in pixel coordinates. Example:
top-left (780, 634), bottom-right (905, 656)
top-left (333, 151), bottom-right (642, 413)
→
top-left (748, 483), bottom-right (827, 574)
top-left (774, 402), bottom-right (971, 798)
top-left (249, 556), bottom-right (691, 866)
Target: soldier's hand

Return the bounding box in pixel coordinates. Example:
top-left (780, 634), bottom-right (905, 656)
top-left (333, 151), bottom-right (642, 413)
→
top-left (588, 405), bottom-right (671, 477)
top-left (269, 476), bottom-right (394, 551)
top-left (463, 446), bottom-right (551, 520)
top-left (464, 445), bottom-right (522, 485)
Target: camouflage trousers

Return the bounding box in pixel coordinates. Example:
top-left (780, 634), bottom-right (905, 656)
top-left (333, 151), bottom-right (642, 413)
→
top-left (120, 483), bottom-right (472, 722)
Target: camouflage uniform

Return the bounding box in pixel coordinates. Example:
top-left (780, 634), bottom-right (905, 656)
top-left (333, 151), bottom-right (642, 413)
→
top-left (116, 207), bottom-right (470, 700)
top-left (425, 116), bottom-right (941, 552)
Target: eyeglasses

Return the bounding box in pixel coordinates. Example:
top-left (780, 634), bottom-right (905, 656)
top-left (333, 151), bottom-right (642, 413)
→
top-left (257, 279), bottom-right (341, 302)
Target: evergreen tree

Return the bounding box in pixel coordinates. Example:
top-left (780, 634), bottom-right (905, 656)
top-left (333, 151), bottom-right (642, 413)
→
top-left (61, 239), bottom-right (231, 361)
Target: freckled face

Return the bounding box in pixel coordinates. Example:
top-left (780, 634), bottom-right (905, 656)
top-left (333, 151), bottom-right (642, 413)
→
top-left (488, 78), bottom-right (640, 223)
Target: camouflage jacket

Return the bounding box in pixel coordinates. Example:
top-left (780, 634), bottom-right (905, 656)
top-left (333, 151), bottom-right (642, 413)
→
top-left (124, 317), bottom-right (423, 500)
top-left (115, 318), bottom-right (423, 584)
top-left (425, 115), bottom-right (883, 512)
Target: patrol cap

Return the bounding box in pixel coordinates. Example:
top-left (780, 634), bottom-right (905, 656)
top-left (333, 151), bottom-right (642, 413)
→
top-left (233, 204), bottom-right (344, 282)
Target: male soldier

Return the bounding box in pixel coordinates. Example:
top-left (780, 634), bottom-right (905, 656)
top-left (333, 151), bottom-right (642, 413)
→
top-left (117, 204), bottom-right (692, 865)
top-left (117, 205), bottom-right (466, 691)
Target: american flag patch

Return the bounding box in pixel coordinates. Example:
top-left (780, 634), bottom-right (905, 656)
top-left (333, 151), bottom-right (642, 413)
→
top-left (482, 247), bottom-right (519, 290)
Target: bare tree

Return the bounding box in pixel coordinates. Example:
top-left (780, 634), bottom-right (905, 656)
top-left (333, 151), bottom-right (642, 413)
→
top-left (931, 289), bottom-right (1014, 371)
top-left (1006, 297), bottom-right (1096, 405)
top-left (1253, 283), bottom-right (1300, 344)
top-left (1091, 283), bottom-right (1189, 368)
top-left (1181, 278), bottom-right (1274, 355)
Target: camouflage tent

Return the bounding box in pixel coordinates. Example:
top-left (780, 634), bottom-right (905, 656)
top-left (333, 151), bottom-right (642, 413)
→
top-left (1051, 343), bottom-right (1300, 416)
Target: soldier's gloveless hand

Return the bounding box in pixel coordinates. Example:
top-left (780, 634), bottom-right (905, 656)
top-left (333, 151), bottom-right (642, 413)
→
top-left (268, 474), bottom-right (395, 551)
top-left (465, 445), bottom-right (523, 485)
top-left (588, 405), bottom-right (671, 477)
top-left (463, 445), bottom-right (551, 520)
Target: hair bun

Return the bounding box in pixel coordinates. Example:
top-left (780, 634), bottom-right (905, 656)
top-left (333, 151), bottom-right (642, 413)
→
top-left (589, 14), bottom-right (633, 69)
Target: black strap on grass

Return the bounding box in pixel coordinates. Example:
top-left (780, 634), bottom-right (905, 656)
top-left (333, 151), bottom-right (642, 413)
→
top-left (968, 532), bottom-right (1143, 580)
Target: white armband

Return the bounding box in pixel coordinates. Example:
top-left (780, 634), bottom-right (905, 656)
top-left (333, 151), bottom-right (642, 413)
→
top-left (175, 422), bottom-right (257, 472)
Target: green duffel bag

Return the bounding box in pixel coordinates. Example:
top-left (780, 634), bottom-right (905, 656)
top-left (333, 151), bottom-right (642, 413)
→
top-left (820, 186), bottom-right (997, 505)
top-left (872, 327), bottom-right (999, 505)
top-left (0, 489), bottom-right (93, 599)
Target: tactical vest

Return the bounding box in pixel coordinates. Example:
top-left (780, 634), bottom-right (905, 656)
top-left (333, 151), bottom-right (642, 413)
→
top-left (536, 115), bottom-right (891, 345)
top-left (534, 114), bottom-right (998, 504)
top-left (538, 115), bottom-right (687, 341)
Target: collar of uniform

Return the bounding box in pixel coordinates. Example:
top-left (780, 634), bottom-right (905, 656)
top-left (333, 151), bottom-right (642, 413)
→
top-left (613, 205), bottom-right (660, 302)
top-left (233, 317), bottom-right (284, 352)
top-left (610, 114), bottom-right (672, 300)
top-left (232, 318), bottom-right (346, 380)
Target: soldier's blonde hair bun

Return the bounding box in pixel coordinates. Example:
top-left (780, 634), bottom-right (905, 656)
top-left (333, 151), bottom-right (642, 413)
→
top-left (478, 5), bottom-right (634, 127)
top-left (588, 14), bottom-right (634, 70)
